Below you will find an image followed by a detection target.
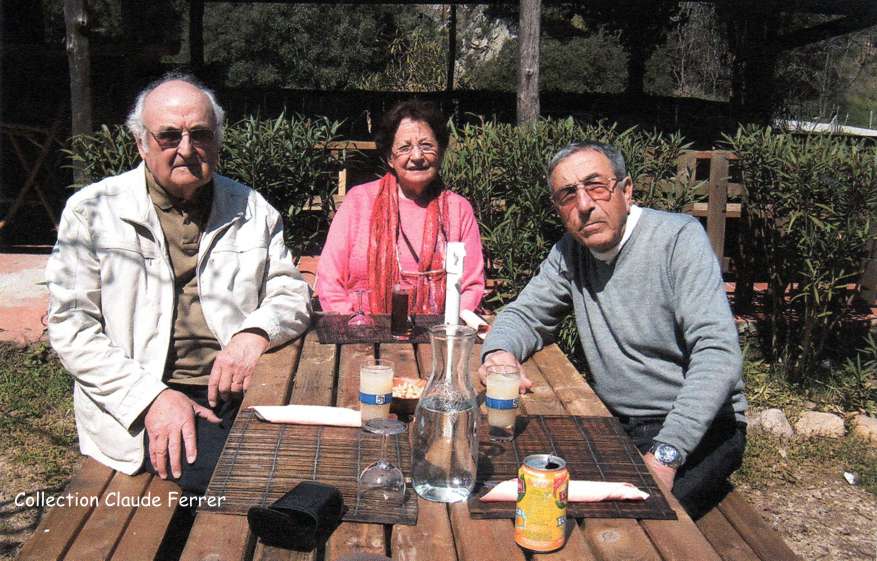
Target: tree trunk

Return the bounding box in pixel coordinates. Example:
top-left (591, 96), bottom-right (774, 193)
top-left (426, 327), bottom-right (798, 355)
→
top-left (626, 40), bottom-right (646, 96)
top-left (190, 0), bottom-right (205, 75)
top-left (517, 0), bottom-right (541, 126)
top-left (64, 0), bottom-right (92, 182)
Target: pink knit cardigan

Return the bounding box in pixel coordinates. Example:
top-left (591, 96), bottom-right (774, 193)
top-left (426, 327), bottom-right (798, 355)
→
top-left (317, 179), bottom-right (485, 314)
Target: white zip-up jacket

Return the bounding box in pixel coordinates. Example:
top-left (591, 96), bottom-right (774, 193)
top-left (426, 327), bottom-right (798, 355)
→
top-left (46, 163), bottom-right (312, 474)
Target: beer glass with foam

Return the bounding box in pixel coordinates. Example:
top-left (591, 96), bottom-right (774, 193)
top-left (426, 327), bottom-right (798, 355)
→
top-left (360, 359), bottom-right (394, 422)
top-left (485, 365), bottom-right (521, 441)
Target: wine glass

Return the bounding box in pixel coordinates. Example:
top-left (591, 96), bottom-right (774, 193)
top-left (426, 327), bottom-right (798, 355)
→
top-left (348, 288), bottom-right (375, 329)
top-left (358, 418), bottom-right (407, 506)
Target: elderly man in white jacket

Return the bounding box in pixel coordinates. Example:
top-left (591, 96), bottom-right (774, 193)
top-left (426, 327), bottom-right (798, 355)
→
top-left (46, 73), bottom-right (311, 493)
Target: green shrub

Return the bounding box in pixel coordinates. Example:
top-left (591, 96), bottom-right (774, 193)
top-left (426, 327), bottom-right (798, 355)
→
top-left (65, 113), bottom-right (348, 257)
top-left (725, 126), bottom-right (877, 383)
top-left (219, 114), bottom-right (347, 255)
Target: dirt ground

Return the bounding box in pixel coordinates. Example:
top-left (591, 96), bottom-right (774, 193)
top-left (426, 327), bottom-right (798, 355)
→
top-left (2, 452), bottom-right (875, 561)
top-left (737, 471), bottom-right (877, 561)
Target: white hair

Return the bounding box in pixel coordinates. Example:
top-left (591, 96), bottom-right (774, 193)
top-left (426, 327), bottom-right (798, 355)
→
top-left (125, 72), bottom-right (225, 146)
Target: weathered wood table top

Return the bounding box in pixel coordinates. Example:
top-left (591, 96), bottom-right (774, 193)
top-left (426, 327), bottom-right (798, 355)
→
top-left (176, 332), bottom-right (791, 561)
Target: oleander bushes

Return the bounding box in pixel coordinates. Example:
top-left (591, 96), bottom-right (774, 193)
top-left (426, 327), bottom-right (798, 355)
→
top-left (725, 126), bottom-right (877, 386)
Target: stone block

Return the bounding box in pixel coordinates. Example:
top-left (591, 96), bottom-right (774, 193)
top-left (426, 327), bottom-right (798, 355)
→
top-left (794, 411), bottom-right (845, 438)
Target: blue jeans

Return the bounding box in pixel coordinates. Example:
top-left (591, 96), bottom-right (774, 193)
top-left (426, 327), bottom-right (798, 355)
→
top-left (620, 415), bottom-right (747, 520)
top-left (142, 385), bottom-right (239, 495)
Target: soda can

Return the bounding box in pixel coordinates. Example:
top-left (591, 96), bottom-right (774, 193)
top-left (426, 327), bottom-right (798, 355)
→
top-left (514, 454), bottom-right (569, 552)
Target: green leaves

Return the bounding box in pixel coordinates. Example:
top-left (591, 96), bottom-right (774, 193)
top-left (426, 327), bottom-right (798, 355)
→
top-left (726, 125), bottom-right (877, 382)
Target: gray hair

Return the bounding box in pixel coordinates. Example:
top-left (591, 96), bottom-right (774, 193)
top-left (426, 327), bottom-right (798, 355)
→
top-left (547, 141), bottom-right (628, 188)
top-left (125, 72), bottom-right (225, 146)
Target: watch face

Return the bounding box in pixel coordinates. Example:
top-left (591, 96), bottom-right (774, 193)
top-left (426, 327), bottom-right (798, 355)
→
top-left (656, 444), bottom-right (680, 465)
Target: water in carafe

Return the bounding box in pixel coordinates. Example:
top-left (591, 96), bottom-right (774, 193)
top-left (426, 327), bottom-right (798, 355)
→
top-left (412, 324), bottom-right (479, 502)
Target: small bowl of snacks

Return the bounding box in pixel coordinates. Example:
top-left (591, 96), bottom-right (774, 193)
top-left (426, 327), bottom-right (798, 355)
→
top-left (391, 376), bottom-right (427, 418)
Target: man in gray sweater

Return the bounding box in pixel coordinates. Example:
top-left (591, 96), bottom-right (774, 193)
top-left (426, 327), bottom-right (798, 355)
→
top-left (480, 141), bottom-right (747, 519)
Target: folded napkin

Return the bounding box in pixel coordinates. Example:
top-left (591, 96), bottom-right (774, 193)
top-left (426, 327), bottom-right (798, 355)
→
top-left (460, 310), bottom-right (490, 340)
top-left (480, 479), bottom-right (649, 502)
top-left (251, 405), bottom-right (362, 427)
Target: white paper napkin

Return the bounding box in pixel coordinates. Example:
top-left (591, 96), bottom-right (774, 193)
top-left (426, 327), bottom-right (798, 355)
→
top-left (460, 310), bottom-right (489, 340)
top-left (250, 405), bottom-right (362, 427)
top-left (480, 479), bottom-right (650, 502)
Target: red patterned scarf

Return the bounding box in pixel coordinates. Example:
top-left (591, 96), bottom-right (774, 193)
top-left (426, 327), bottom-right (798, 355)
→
top-left (367, 172), bottom-right (449, 314)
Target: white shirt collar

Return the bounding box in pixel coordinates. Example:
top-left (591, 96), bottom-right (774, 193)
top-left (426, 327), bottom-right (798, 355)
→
top-left (589, 205), bottom-right (642, 263)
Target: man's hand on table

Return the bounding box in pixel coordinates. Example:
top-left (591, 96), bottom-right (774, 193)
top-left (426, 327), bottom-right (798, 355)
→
top-left (145, 389), bottom-right (222, 479)
top-left (478, 350), bottom-right (533, 394)
top-left (208, 330), bottom-right (270, 407)
top-left (644, 453), bottom-right (677, 491)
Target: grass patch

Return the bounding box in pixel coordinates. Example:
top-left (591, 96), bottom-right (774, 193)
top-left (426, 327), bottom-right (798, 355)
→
top-left (0, 342), bottom-right (78, 487)
top-left (734, 430), bottom-right (877, 496)
top-left (739, 347), bottom-right (877, 497)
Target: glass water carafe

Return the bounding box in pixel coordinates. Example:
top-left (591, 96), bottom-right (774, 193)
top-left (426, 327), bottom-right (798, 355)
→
top-left (412, 324), bottom-right (479, 502)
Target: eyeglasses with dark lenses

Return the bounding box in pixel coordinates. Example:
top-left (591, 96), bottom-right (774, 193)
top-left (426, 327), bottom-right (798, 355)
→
top-left (149, 128), bottom-right (216, 149)
top-left (551, 177), bottom-right (624, 206)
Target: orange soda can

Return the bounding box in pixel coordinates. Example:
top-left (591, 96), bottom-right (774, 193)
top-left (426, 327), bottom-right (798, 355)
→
top-left (514, 454), bottom-right (569, 552)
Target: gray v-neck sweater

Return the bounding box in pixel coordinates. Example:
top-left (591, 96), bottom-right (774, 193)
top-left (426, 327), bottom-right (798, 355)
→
top-left (482, 208), bottom-right (747, 460)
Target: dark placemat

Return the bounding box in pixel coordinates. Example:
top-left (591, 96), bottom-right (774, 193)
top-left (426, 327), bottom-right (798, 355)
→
top-left (468, 415), bottom-right (677, 520)
top-left (202, 410), bottom-right (417, 525)
top-left (315, 313), bottom-right (443, 344)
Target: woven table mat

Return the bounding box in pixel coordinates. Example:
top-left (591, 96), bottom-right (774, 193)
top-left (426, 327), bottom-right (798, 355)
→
top-left (315, 313), bottom-right (443, 344)
top-left (468, 415), bottom-right (677, 520)
top-left (202, 410), bottom-right (417, 525)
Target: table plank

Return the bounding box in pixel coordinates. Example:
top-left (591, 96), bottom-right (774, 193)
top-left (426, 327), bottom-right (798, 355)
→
top-left (109, 477), bottom-right (181, 561)
top-left (180, 338), bottom-right (302, 561)
top-left (716, 492), bottom-right (801, 561)
top-left (517, 357), bottom-right (605, 561)
top-left (424, 340), bottom-right (526, 561)
top-left (62, 471), bottom-right (152, 561)
top-left (17, 458), bottom-right (114, 561)
top-left (449, 502), bottom-right (526, 561)
top-left (530, 345), bottom-right (721, 561)
top-left (252, 332), bottom-right (337, 561)
top-left (325, 343), bottom-right (386, 560)
top-left (696, 507), bottom-right (762, 561)
top-left (382, 343), bottom-right (458, 561)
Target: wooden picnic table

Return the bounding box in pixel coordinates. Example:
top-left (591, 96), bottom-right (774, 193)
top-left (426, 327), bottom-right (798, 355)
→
top-left (177, 331), bottom-right (797, 561)
top-left (18, 329), bottom-right (799, 561)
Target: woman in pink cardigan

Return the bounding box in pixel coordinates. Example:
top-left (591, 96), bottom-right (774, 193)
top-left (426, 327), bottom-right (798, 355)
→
top-left (317, 100), bottom-right (485, 315)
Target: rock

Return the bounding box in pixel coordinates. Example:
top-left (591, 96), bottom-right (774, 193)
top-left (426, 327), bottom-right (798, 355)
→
top-left (851, 414), bottom-right (877, 445)
top-left (803, 401), bottom-right (818, 410)
top-left (753, 408), bottom-right (795, 438)
top-left (795, 411), bottom-right (845, 438)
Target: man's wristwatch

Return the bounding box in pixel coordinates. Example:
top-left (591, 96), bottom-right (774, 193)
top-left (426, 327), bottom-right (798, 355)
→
top-left (648, 442), bottom-right (684, 469)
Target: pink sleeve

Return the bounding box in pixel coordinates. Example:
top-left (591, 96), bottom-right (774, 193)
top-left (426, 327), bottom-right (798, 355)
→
top-left (454, 196), bottom-right (486, 313)
top-left (317, 195), bottom-right (357, 314)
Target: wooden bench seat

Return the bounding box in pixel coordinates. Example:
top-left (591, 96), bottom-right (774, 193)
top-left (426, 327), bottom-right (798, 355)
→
top-left (16, 462), bottom-right (181, 561)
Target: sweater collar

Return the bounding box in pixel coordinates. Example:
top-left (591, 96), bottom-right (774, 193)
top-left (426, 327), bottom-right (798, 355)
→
top-left (589, 205), bottom-right (643, 263)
